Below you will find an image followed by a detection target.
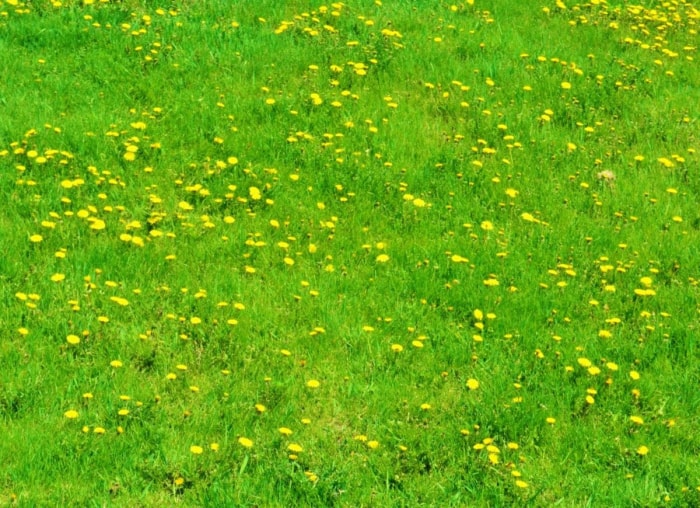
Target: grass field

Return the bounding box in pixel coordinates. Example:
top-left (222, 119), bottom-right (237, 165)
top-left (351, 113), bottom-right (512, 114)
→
top-left (1, 0), bottom-right (699, 505)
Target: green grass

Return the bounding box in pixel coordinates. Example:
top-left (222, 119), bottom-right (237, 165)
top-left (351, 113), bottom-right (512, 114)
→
top-left (1, 0), bottom-right (700, 505)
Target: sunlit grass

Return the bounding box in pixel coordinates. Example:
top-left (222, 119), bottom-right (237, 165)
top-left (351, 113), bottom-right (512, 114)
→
top-left (1, 0), bottom-right (699, 505)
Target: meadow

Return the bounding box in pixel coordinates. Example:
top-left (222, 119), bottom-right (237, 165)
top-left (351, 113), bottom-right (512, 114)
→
top-left (0, 0), bottom-right (699, 505)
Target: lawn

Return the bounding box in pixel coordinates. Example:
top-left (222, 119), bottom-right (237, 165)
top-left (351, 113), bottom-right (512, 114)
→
top-left (0, 0), bottom-right (699, 505)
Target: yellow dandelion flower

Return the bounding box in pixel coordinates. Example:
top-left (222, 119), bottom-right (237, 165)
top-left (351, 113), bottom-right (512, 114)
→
top-left (376, 254), bottom-right (390, 263)
top-left (466, 378), bottom-right (480, 390)
top-left (190, 445), bottom-right (204, 454)
top-left (306, 379), bottom-right (320, 389)
top-left (249, 187), bottom-right (262, 200)
top-left (90, 219), bottom-right (106, 231)
top-left (64, 410), bottom-right (79, 419)
top-left (636, 445), bottom-right (649, 456)
top-left (66, 334), bottom-right (80, 345)
top-left (109, 296), bottom-right (129, 306)
top-left (288, 443), bottom-right (303, 453)
top-left (238, 437), bottom-right (253, 448)
top-left (577, 357), bottom-right (592, 368)
top-left (587, 366), bottom-right (601, 376)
